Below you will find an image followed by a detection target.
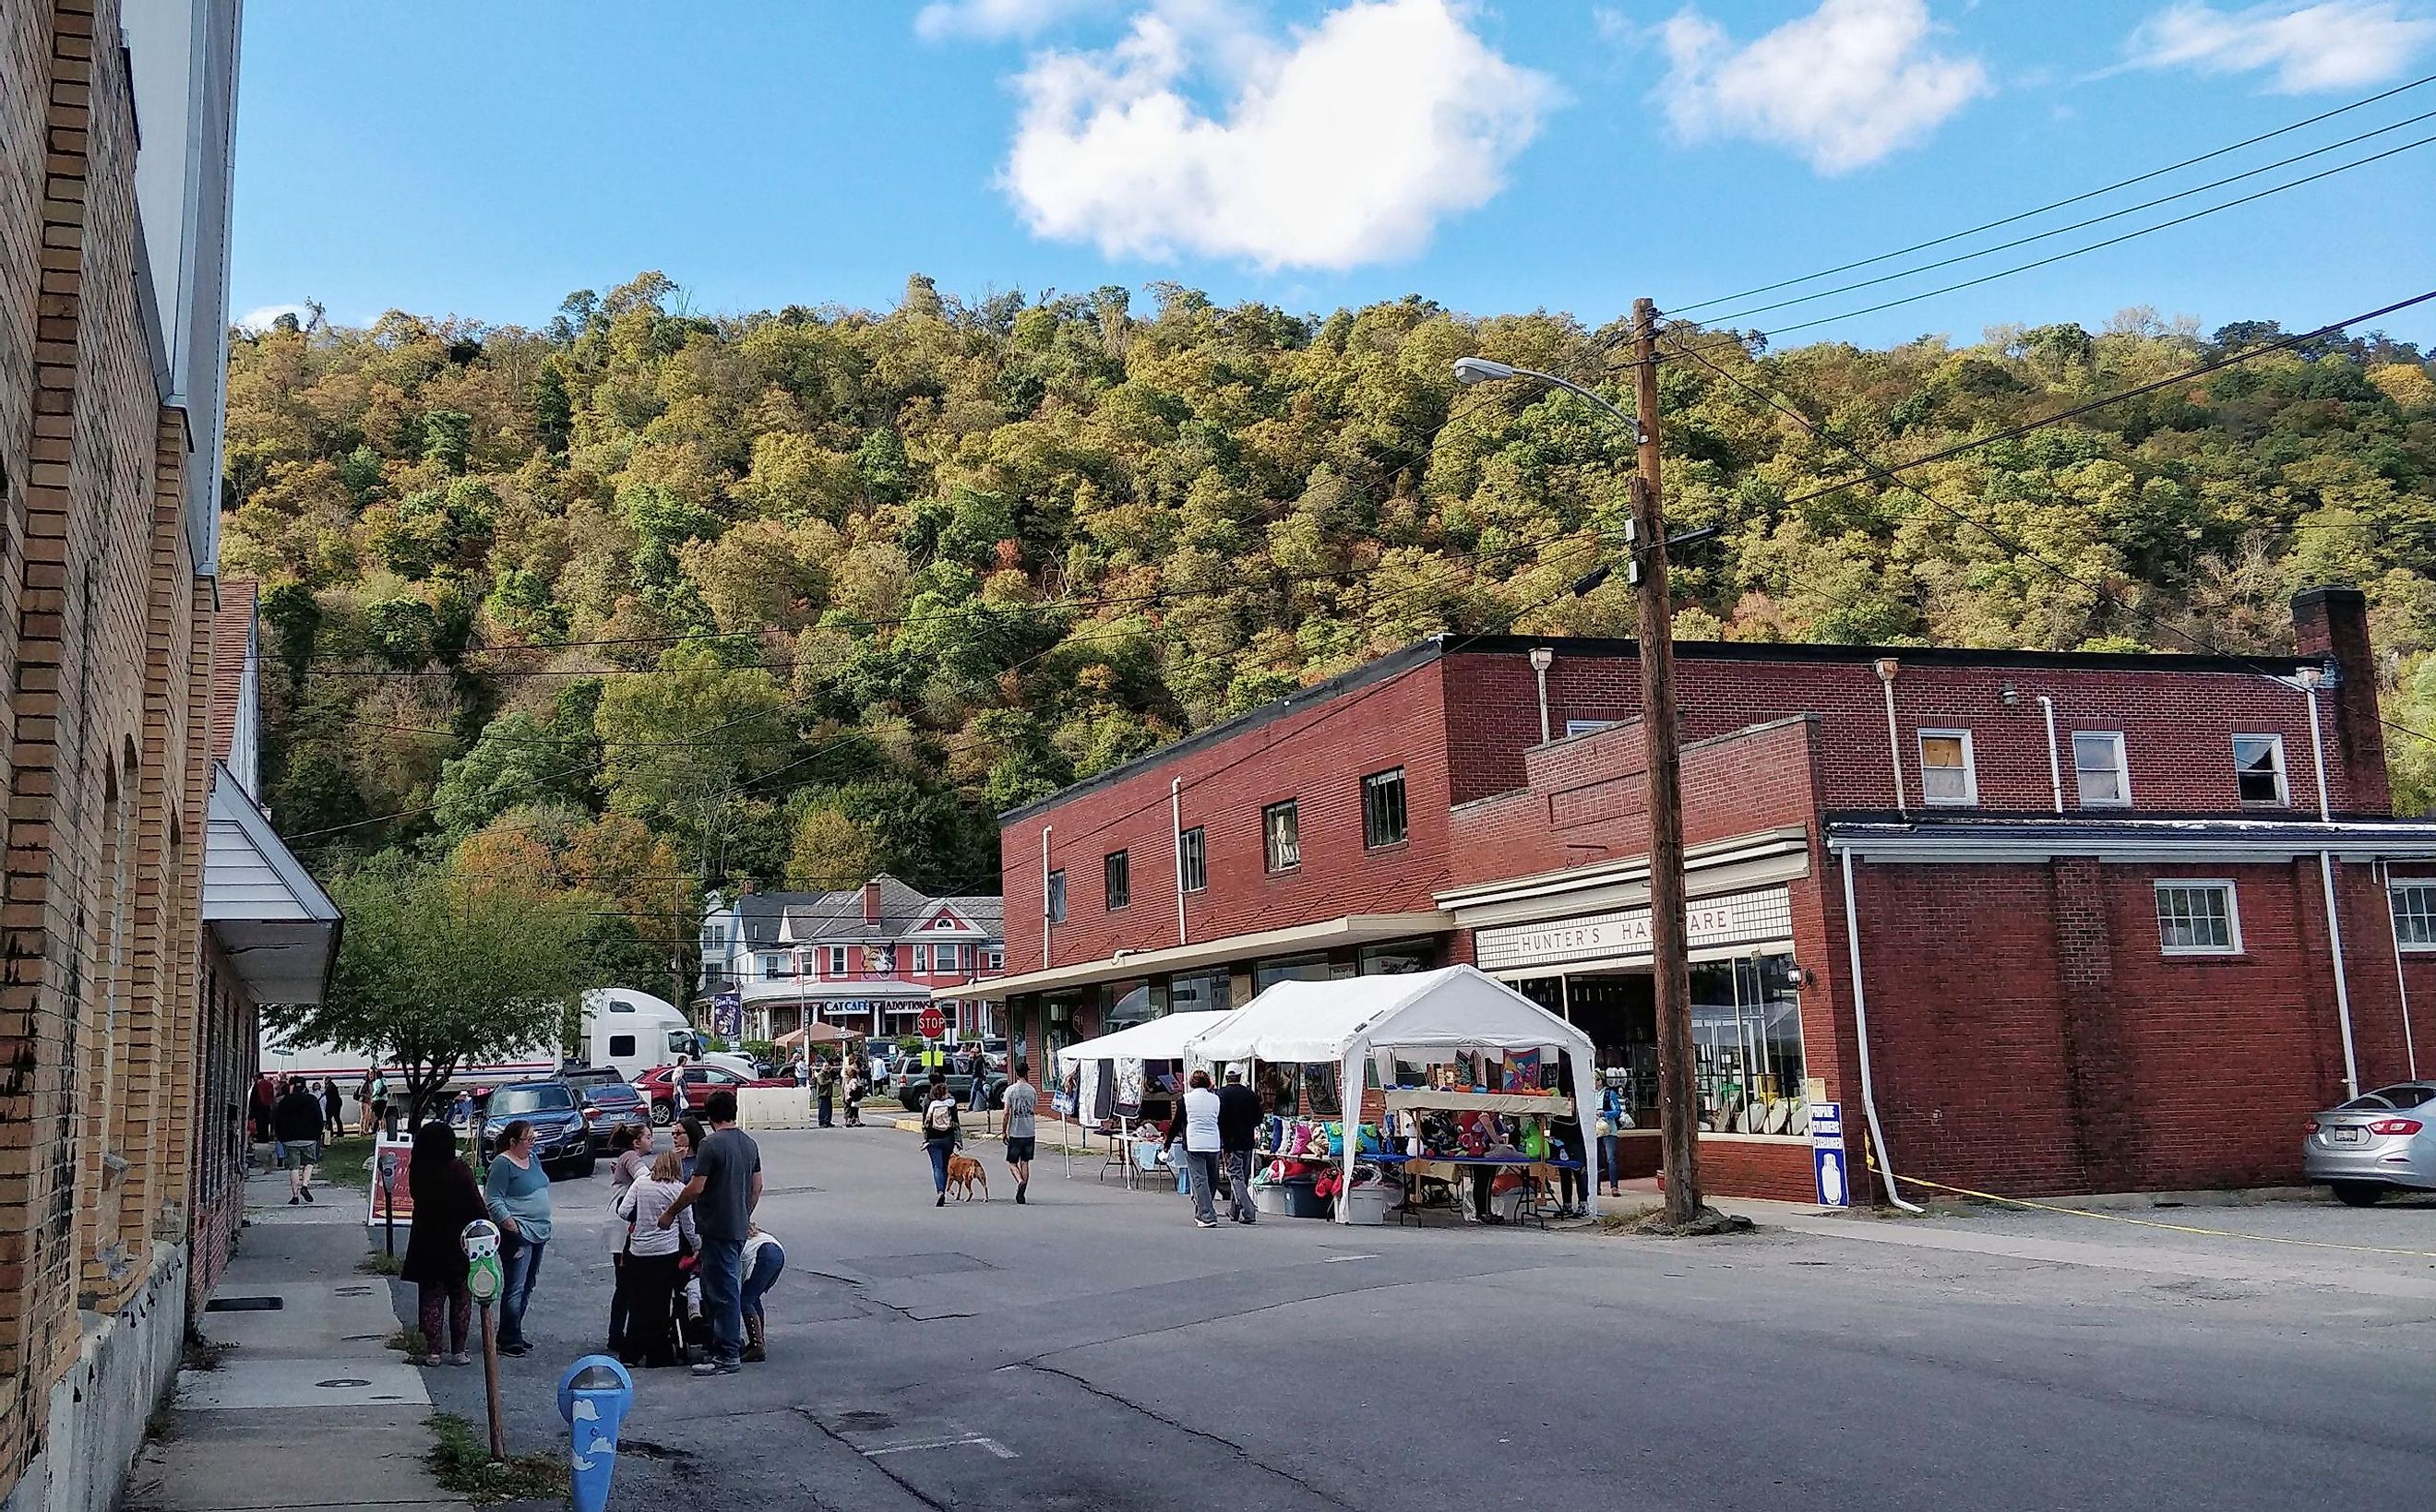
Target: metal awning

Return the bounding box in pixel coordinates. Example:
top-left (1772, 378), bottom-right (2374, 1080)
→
top-left (937, 911), bottom-right (1454, 1003)
top-left (202, 766), bottom-right (340, 1004)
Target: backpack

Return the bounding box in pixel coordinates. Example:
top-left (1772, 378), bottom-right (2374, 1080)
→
top-left (925, 1099), bottom-right (956, 1136)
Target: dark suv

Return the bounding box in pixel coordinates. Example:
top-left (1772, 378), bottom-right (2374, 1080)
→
top-left (481, 1081), bottom-right (595, 1179)
top-left (556, 1066), bottom-right (648, 1154)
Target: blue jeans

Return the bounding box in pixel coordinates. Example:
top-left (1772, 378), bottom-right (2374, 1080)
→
top-left (498, 1232), bottom-right (546, 1350)
top-left (926, 1138), bottom-right (953, 1193)
top-left (741, 1244), bottom-right (785, 1324)
top-left (696, 1236), bottom-right (746, 1365)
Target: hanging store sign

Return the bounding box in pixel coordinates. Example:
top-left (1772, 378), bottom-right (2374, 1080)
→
top-left (1474, 887), bottom-right (1793, 972)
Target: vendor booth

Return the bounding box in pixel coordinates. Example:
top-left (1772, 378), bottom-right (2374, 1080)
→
top-left (1053, 1009), bottom-right (1236, 1186)
top-left (1183, 966), bottom-right (1600, 1225)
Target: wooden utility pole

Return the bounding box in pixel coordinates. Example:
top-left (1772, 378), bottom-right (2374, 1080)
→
top-left (1631, 297), bottom-right (1702, 1225)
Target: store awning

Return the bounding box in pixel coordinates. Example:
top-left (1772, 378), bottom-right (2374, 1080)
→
top-left (1827, 815), bottom-right (2436, 863)
top-left (731, 977), bottom-right (933, 1006)
top-left (202, 766), bottom-right (340, 1005)
top-left (935, 911), bottom-right (1451, 1002)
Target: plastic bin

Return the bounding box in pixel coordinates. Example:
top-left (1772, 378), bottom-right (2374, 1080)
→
top-left (1253, 1183), bottom-right (1291, 1216)
top-left (1281, 1179), bottom-right (1331, 1220)
top-left (1341, 1185), bottom-right (1392, 1225)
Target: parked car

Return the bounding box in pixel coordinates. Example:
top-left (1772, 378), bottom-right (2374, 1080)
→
top-left (479, 1080), bottom-right (595, 1179)
top-left (555, 1065), bottom-right (649, 1154)
top-left (632, 1062), bottom-right (794, 1125)
top-left (896, 1066), bottom-right (1007, 1113)
top-left (2303, 1081), bottom-right (2436, 1205)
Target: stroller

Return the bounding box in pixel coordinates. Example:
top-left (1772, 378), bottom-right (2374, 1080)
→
top-left (667, 1251), bottom-right (706, 1365)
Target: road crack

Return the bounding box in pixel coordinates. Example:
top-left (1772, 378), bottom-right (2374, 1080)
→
top-left (794, 1407), bottom-right (949, 1512)
top-left (1015, 1361), bottom-right (1357, 1511)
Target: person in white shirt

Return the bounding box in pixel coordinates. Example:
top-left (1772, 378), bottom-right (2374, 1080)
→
top-left (615, 1151), bottom-right (696, 1367)
top-left (739, 1223), bottom-right (784, 1363)
top-left (1181, 1070), bottom-right (1224, 1229)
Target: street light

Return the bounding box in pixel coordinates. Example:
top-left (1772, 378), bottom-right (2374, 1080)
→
top-left (1454, 304), bottom-right (1707, 1227)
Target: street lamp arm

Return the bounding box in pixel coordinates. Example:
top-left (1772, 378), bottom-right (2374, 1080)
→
top-left (1452, 357), bottom-right (1644, 442)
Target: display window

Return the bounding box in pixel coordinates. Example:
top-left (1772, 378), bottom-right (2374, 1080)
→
top-left (1688, 954), bottom-right (1805, 1133)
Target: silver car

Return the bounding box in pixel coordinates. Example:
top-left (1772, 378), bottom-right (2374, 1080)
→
top-left (2302, 1082), bottom-right (2436, 1206)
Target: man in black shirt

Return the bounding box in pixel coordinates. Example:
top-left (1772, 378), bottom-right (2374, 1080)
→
top-left (1216, 1069), bottom-right (1262, 1225)
top-left (273, 1077), bottom-right (327, 1205)
top-left (660, 1089), bottom-right (762, 1376)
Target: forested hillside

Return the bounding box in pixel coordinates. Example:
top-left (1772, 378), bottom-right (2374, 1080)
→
top-left (225, 271), bottom-right (2436, 945)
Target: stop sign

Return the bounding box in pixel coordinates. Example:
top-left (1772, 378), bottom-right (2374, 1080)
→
top-left (918, 1006), bottom-right (946, 1040)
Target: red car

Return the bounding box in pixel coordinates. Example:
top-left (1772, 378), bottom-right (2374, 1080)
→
top-left (633, 1063), bottom-right (794, 1125)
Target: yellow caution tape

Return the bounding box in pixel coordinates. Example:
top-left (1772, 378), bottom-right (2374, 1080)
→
top-left (1862, 1158), bottom-right (2436, 1262)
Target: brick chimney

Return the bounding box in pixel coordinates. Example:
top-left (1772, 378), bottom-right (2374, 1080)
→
top-left (862, 878), bottom-right (882, 924)
top-left (2292, 587), bottom-right (2390, 816)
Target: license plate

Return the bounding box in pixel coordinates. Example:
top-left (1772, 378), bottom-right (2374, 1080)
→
top-left (2332, 1126), bottom-right (2366, 1144)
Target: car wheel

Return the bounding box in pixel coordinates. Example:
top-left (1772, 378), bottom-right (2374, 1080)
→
top-left (2333, 1180), bottom-right (2385, 1208)
top-left (570, 1154), bottom-right (596, 1179)
top-left (902, 1093), bottom-right (922, 1113)
top-left (651, 1100), bottom-right (673, 1127)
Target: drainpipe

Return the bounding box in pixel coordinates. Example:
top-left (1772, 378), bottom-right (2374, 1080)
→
top-left (1840, 849), bottom-right (1923, 1213)
top-left (2381, 860), bottom-right (2421, 1080)
top-left (1041, 824), bottom-right (1054, 971)
top-left (2036, 695), bottom-right (2063, 813)
top-left (1874, 660), bottom-right (1907, 817)
top-left (1171, 780), bottom-right (1188, 947)
top-left (2301, 673), bottom-right (2360, 1098)
top-left (1529, 646), bottom-right (1555, 744)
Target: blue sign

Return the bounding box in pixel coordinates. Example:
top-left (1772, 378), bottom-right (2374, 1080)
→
top-left (1809, 1100), bottom-right (1849, 1208)
top-left (557, 1355), bottom-right (635, 1512)
top-left (711, 987), bottom-right (743, 1040)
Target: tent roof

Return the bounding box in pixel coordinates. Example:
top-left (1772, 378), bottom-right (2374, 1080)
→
top-left (1054, 1010), bottom-right (1236, 1071)
top-left (1183, 966), bottom-right (1589, 1066)
top-left (774, 1021), bottom-right (864, 1048)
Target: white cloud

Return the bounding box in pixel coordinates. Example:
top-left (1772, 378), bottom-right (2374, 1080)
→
top-left (2124, 3), bottom-right (2436, 92)
top-left (914, 0), bottom-right (1109, 42)
top-left (1654, 0), bottom-right (1988, 174)
top-left (1000, 0), bottom-right (1556, 269)
top-left (235, 302), bottom-right (312, 332)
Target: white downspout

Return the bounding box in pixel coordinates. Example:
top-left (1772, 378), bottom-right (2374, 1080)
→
top-left (2036, 695), bottom-right (2063, 813)
top-left (1041, 824), bottom-right (1054, 971)
top-left (2302, 680), bottom-right (2360, 1097)
top-left (1172, 780), bottom-right (1188, 946)
top-left (1874, 660), bottom-right (1907, 817)
top-left (1840, 848), bottom-right (1923, 1213)
top-left (2381, 861), bottom-right (2420, 1080)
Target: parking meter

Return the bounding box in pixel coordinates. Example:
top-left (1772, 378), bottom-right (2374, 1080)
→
top-left (557, 1355), bottom-right (635, 1512)
top-left (461, 1219), bottom-right (502, 1304)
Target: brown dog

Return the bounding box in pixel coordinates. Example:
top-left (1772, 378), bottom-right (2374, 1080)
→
top-left (947, 1153), bottom-right (989, 1202)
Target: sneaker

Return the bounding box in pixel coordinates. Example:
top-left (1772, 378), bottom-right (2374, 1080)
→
top-left (936, 1193), bottom-right (946, 1207)
top-left (301, 1187), bottom-right (315, 1203)
top-left (1195, 1218), bottom-right (1219, 1229)
top-left (1016, 1184), bottom-right (1027, 1204)
top-left (499, 1340), bottom-right (532, 1357)
top-left (691, 1359), bottom-right (741, 1377)
top-left (447, 1352), bottom-right (472, 1366)
top-left (288, 1196), bottom-right (300, 1206)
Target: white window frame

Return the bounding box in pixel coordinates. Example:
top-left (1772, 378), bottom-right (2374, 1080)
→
top-left (2233, 733), bottom-right (2290, 806)
top-left (759, 953), bottom-right (786, 980)
top-left (1917, 729), bottom-right (1978, 807)
top-left (936, 942), bottom-right (959, 973)
top-left (2072, 731), bottom-right (2131, 808)
top-left (2390, 878), bottom-right (2436, 952)
top-left (2155, 879), bottom-right (2242, 957)
top-left (909, 943), bottom-right (928, 973)
top-left (826, 945), bottom-right (850, 977)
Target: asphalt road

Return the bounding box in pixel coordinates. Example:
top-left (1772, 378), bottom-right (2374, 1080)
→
top-left (420, 1125), bottom-right (2436, 1512)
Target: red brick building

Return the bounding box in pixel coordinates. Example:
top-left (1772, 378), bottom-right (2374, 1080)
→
top-left (961, 588), bottom-right (2435, 1201)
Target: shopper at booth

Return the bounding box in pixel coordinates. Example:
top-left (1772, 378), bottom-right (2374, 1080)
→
top-left (1217, 1070), bottom-right (1260, 1225)
top-left (1181, 1070), bottom-right (1224, 1229)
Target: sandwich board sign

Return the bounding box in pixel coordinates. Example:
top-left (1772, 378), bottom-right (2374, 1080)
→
top-left (1809, 1100), bottom-right (1849, 1209)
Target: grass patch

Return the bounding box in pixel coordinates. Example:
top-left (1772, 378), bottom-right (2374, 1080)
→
top-left (424, 1411), bottom-right (571, 1506)
top-left (311, 1135), bottom-right (377, 1192)
top-left (383, 1326), bottom-right (424, 1357)
top-left (357, 1248), bottom-right (403, 1276)
top-left (181, 1334), bottom-right (233, 1373)
top-left (1597, 1202), bottom-right (1663, 1233)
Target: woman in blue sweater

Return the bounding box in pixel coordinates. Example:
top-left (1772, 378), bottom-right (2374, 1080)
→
top-left (483, 1120), bottom-right (555, 1356)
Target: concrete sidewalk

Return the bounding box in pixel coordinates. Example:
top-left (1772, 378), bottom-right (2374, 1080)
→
top-left (121, 1173), bottom-right (458, 1512)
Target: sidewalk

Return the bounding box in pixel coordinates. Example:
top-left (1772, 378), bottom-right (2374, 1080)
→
top-left (122, 1172), bottom-right (458, 1512)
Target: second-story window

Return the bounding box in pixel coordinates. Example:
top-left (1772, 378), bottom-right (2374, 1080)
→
top-left (1047, 869), bottom-right (1068, 923)
top-left (985, 947), bottom-right (1005, 971)
top-left (759, 953), bottom-right (785, 980)
top-left (2072, 732), bottom-right (2130, 807)
top-left (1363, 768), bottom-right (1407, 848)
top-left (936, 941), bottom-right (959, 972)
top-left (826, 946), bottom-right (849, 977)
top-left (1105, 850), bottom-right (1130, 911)
top-left (2234, 734), bottom-right (2289, 805)
top-left (1263, 800), bottom-right (1301, 873)
top-left (1178, 826), bottom-right (1207, 892)
top-left (909, 943), bottom-right (928, 973)
top-left (1917, 730), bottom-right (1977, 805)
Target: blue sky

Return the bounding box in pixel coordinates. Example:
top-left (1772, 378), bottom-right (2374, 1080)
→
top-left (229, 1), bottom-right (2436, 350)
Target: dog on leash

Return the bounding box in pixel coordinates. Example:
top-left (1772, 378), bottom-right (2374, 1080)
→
top-left (946, 1153), bottom-right (990, 1202)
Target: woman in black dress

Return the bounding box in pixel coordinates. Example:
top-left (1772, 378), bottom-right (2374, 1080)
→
top-left (400, 1121), bottom-right (490, 1365)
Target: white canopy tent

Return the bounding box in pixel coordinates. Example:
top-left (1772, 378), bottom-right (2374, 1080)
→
top-left (1183, 966), bottom-right (1600, 1222)
top-left (1053, 1010), bottom-right (1237, 1125)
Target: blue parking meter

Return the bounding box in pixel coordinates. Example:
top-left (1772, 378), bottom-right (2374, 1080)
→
top-left (556, 1355), bottom-right (634, 1512)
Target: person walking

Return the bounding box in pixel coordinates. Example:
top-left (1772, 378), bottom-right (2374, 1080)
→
top-left (919, 1072), bottom-right (961, 1207)
top-left (603, 1125), bottom-right (651, 1355)
top-left (815, 1059), bottom-right (835, 1128)
top-left (369, 1070), bottom-right (391, 1138)
top-left (482, 1119), bottom-right (554, 1357)
top-left (320, 1077), bottom-right (343, 1135)
top-left (842, 1063), bottom-right (866, 1126)
top-left (738, 1222), bottom-right (785, 1363)
top-left (658, 1089), bottom-right (762, 1377)
top-left (615, 1150), bottom-right (694, 1368)
top-left (967, 1047), bottom-right (991, 1113)
top-left (1001, 1058), bottom-right (1037, 1205)
top-left (400, 1121), bottom-right (488, 1366)
top-left (1216, 1069), bottom-right (1260, 1225)
top-left (248, 1074), bottom-right (276, 1153)
top-left (1181, 1070), bottom-right (1224, 1230)
top-left (273, 1076), bottom-right (326, 1204)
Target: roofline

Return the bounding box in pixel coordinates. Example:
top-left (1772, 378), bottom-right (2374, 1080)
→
top-left (1826, 812), bottom-right (2436, 863)
top-left (999, 631), bottom-right (2319, 826)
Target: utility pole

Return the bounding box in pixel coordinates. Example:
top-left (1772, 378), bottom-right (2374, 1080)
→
top-left (1632, 297), bottom-right (1702, 1225)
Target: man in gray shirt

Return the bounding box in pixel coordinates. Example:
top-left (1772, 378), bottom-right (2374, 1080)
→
top-left (1002, 1058), bottom-right (1038, 1205)
top-left (660, 1089), bottom-right (762, 1375)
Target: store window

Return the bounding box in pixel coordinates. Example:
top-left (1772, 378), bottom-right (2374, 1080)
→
top-left (1918, 730), bottom-right (1976, 805)
top-left (1255, 955), bottom-right (1331, 993)
top-left (1178, 827), bottom-right (1207, 892)
top-left (1263, 800), bottom-right (1300, 873)
top-left (1105, 850), bottom-right (1129, 911)
top-left (2391, 882), bottom-right (2436, 949)
top-left (2156, 881), bottom-right (2240, 955)
top-left (1688, 954), bottom-right (1805, 1133)
top-left (1047, 869), bottom-right (1068, 923)
top-left (2234, 734), bottom-right (2287, 805)
top-left (1105, 980), bottom-right (1154, 1029)
top-left (2072, 732), bottom-right (2130, 807)
top-left (1357, 941), bottom-right (1432, 975)
top-left (1166, 969), bottom-right (1230, 1014)
top-left (1362, 768), bottom-right (1407, 848)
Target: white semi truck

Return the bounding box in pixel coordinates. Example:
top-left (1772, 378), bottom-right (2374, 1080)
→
top-left (257, 985), bottom-right (700, 1091)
